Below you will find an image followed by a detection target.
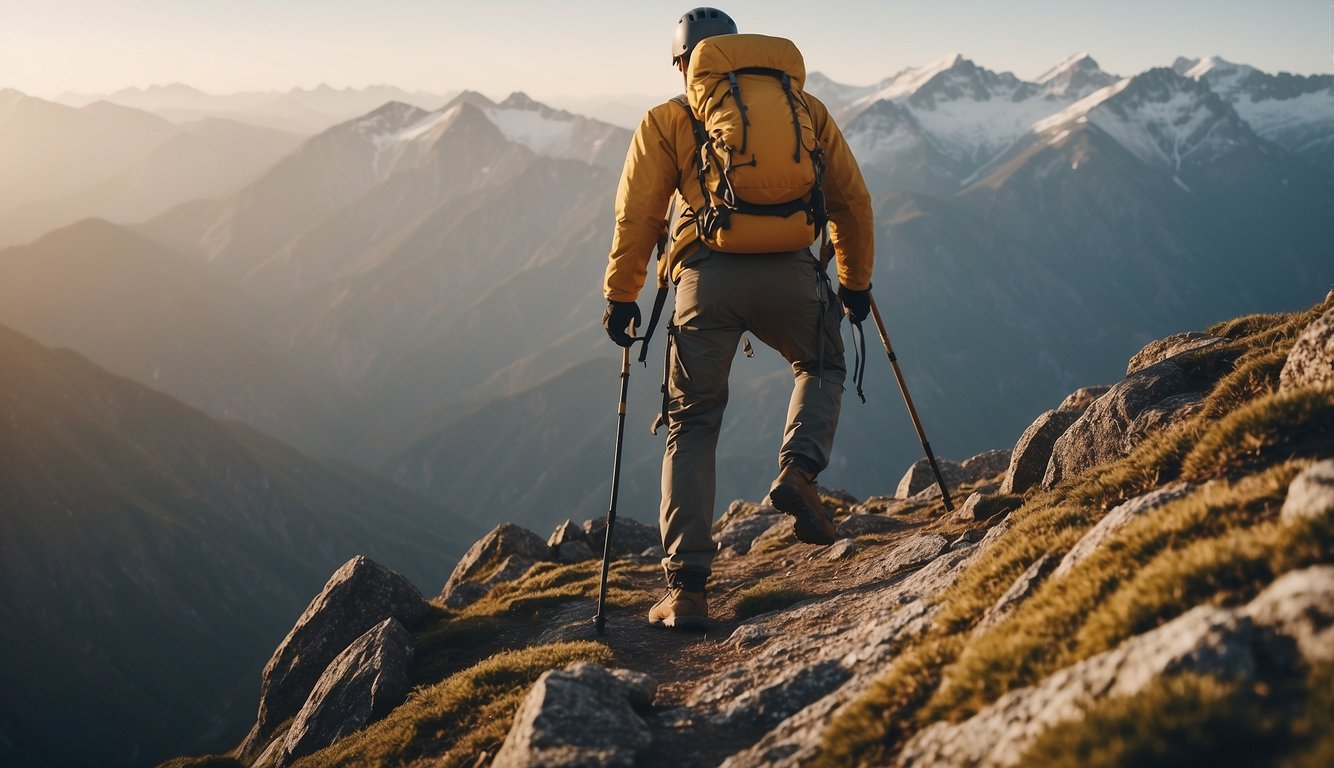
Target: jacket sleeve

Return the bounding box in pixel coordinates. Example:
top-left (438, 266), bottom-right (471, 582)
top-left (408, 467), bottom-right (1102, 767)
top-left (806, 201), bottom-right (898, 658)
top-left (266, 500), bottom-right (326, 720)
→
top-left (810, 96), bottom-right (875, 291)
top-left (604, 105), bottom-right (680, 303)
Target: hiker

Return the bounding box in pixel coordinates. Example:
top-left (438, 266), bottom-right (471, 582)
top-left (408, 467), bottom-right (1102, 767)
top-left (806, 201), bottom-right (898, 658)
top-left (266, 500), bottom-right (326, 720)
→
top-left (602, 7), bottom-right (874, 629)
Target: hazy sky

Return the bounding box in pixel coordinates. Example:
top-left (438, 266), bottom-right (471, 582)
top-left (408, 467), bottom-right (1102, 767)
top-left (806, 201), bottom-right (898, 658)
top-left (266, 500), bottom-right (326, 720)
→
top-left (2, 0), bottom-right (1330, 101)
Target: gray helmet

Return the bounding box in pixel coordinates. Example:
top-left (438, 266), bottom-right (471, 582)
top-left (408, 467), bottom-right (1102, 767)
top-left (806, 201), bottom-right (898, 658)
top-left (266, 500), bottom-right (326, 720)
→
top-left (672, 7), bottom-right (737, 65)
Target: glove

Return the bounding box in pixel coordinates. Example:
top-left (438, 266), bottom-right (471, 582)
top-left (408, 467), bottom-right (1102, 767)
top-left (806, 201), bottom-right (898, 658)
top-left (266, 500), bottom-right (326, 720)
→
top-left (838, 284), bottom-right (871, 324)
top-left (602, 300), bottom-right (641, 347)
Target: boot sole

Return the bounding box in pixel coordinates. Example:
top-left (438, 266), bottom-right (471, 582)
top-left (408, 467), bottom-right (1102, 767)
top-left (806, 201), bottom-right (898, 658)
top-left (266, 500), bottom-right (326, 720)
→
top-left (650, 616), bottom-right (709, 630)
top-left (770, 483), bottom-right (837, 545)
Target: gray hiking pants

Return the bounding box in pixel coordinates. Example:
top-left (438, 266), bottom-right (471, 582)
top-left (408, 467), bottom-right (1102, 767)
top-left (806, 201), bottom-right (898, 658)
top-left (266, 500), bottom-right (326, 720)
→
top-left (660, 247), bottom-right (847, 577)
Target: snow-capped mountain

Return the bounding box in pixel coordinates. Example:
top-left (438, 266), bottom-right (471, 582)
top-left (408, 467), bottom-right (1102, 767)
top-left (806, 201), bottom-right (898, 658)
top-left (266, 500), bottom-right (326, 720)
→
top-left (837, 54), bottom-right (1121, 193)
top-left (1175, 55), bottom-right (1334, 174)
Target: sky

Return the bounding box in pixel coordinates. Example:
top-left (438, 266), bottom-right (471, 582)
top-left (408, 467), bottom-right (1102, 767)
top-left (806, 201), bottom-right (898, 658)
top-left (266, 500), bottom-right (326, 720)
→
top-left (1, 0), bottom-right (1330, 103)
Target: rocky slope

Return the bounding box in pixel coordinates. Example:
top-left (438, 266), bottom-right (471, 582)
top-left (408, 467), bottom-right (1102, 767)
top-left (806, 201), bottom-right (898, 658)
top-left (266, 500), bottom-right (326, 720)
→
top-left (165, 295), bottom-right (1334, 767)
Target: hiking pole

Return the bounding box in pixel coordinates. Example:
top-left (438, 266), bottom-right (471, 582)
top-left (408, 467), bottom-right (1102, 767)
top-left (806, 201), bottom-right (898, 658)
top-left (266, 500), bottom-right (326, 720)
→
top-left (594, 320), bottom-right (635, 635)
top-left (867, 294), bottom-right (955, 512)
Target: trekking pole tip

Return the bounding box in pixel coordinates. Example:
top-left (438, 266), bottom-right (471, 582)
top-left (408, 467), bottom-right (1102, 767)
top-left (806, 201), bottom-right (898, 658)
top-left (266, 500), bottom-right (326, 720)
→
top-left (594, 614), bottom-right (606, 634)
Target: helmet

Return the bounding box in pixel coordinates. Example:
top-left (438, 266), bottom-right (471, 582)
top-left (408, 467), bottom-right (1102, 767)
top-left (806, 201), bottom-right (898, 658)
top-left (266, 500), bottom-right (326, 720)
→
top-left (672, 7), bottom-right (737, 65)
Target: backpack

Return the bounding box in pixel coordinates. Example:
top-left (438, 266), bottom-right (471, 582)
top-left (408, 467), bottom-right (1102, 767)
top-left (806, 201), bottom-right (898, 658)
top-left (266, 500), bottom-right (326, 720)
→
top-left (677, 34), bottom-right (828, 254)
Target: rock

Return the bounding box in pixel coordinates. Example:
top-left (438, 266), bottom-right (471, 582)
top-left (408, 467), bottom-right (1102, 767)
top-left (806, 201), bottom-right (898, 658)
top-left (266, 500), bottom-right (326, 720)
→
top-left (716, 499), bottom-right (766, 531)
top-left (748, 519), bottom-right (794, 552)
top-left (547, 519), bottom-right (593, 563)
top-left (711, 660), bottom-right (852, 732)
top-left (818, 487), bottom-right (861, 507)
top-left (821, 538), bottom-right (858, 561)
top-left (727, 624), bottom-right (774, 649)
top-left (641, 544), bottom-right (666, 559)
top-left (276, 618), bottom-right (413, 766)
top-left (554, 539), bottom-right (595, 564)
top-left (1043, 358), bottom-right (1214, 488)
top-left (1243, 566), bottom-right (1334, 663)
top-left (1057, 385), bottom-right (1112, 411)
top-left (584, 516), bottom-right (659, 558)
top-left (1001, 409), bottom-right (1083, 494)
top-left (835, 513), bottom-right (905, 538)
top-left (883, 534), bottom-right (950, 574)
top-left (1279, 307), bottom-right (1334, 392)
top-left (1126, 332), bottom-right (1224, 376)
top-left (895, 457), bottom-right (963, 499)
top-left (899, 567), bottom-right (1334, 768)
top-left (949, 530), bottom-right (983, 550)
top-left (440, 523), bottom-right (549, 609)
top-left (959, 449), bottom-right (1013, 483)
top-left (974, 554), bottom-right (1059, 634)
top-left (1052, 483), bottom-right (1193, 579)
top-left (1281, 460), bottom-right (1334, 524)
top-left (440, 555), bottom-right (535, 610)
top-left (717, 514), bottom-right (785, 556)
top-left (956, 492), bottom-right (1022, 521)
top-left (238, 557), bottom-right (427, 761)
top-left (492, 663), bottom-right (656, 768)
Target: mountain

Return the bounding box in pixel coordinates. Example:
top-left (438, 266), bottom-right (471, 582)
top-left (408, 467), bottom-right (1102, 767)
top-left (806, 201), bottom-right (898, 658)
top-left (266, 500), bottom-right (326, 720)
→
top-left (0, 90), bottom-right (176, 214)
top-left (0, 219), bottom-right (358, 451)
top-left (0, 323), bottom-right (480, 768)
top-left (1175, 55), bottom-right (1334, 174)
top-left (837, 54), bottom-right (1119, 195)
top-left (57, 82), bottom-right (458, 134)
top-left (0, 116), bottom-right (303, 248)
top-left (113, 60), bottom-right (1332, 539)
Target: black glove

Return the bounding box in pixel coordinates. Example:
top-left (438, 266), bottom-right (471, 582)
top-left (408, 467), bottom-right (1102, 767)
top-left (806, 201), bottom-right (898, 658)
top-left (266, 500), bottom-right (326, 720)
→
top-left (838, 284), bottom-right (871, 324)
top-left (602, 300), bottom-right (641, 347)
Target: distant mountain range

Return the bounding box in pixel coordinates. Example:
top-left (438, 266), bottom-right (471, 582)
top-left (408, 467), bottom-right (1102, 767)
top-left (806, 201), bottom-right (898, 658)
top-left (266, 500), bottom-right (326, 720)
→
top-left (55, 82), bottom-right (456, 134)
top-left (0, 323), bottom-right (479, 767)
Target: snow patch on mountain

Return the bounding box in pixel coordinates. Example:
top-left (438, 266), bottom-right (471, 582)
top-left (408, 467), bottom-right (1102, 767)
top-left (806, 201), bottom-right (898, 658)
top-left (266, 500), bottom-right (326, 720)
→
top-left (853, 53), bottom-right (967, 106)
top-left (481, 105), bottom-right (577, 157)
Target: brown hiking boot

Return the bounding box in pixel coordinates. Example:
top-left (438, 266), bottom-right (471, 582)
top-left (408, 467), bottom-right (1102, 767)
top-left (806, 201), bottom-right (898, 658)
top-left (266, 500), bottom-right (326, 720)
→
top-left (769, 464), bottom-right (837, 545)
top-left (648, 572), bottom-right (708, 629)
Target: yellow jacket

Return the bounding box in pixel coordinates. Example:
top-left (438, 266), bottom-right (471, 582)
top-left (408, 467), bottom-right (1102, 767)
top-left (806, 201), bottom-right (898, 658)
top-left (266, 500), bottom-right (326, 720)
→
top-left (603, 92), bottom-right (874, 303)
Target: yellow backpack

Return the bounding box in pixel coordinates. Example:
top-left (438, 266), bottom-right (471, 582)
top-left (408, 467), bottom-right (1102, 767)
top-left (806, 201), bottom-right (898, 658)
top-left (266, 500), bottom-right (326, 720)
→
top-left (680, 34), bottom-right (827, 253)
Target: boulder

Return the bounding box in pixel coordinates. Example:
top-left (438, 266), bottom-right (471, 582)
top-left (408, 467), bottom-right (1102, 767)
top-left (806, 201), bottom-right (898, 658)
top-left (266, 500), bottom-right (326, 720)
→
top-left (1057, 385), bottom-right (1112, 412)
top-left (1126, 332), bottom-right (1224, 376)
top-left (1000, 409), bottom-right (1082, 495)
top-left (440, 555), bottom-right (534, 610)
top-left (583, 516), bottom-right (660, 558)
top-left (895, 457), bottom-right (963, 499)
top-left (835, 513), bottom-right (905, 538)
top-left (1042, 359), bottom-right (1210, 488)
top-left (710, 660), bottom-right (851, 732)
top-left (974, 554), bottom-right (1059, 634)
top-left (1279, 307), bottom-right (1334, 392)
top-left (1052, 483), bottom-right (1193, 579)
top-left (717, 514), bottom-right (784, 556)
top-left (492, 663), bottom-right (656, 768)
top-left (1281, 460), bottom-right (1334, 524)
top-left (547, 519), bottom-right (593, 563)
top-left (439, 523), bottom-right (549, 609)
top-left (818, 487), bottom-right (861, 508)
top-left (1243, 566), bottom-right (1334, 663)
top-left (958, 449), bottom-right (1013, 483)
top-left (821, 538), bottom-right (858, 561)
top-left (956, 492), bottom-right (1022, 522)
top-left (276, 618), bottom-right (413, 766)
top-left (899, 567), bottom-right (1334, 768)
top-left (237, 557), bottom-right (427, 761)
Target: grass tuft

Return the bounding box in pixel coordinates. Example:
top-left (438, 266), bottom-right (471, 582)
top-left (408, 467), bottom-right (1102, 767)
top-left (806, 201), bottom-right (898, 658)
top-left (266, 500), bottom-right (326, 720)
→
top-left (732, 584), bottom-right (812, 620)
top-left (1181, 387), bottom-right (1334, 480)
top-left (156, 758), bottom-right (242, 768)
top-left (292, 641), bottom-right (612, 768)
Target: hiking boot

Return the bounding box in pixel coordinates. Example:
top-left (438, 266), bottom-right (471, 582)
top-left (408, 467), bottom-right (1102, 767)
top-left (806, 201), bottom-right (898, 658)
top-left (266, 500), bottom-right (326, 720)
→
top-left (648, 571), bottom-right (708, 629)
top-left (769, 464), bottom-right (837, 545)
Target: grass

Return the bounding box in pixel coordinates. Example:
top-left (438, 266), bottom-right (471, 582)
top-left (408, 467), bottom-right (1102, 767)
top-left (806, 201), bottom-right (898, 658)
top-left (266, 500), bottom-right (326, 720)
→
top-left (1181, 387), bottom-right (1334, 480)
top-left (461, 558), bottom-right (657, 619)
top-left (732, 584), bottom-right (813, 620)
top-left (1018, 674), bottom-right (1285, 768)
top-left (1020, 663), bottom-right (1334, 768)
top-left (812, 296), bottom-right (1334, 766)
top-left (291, 641), bottom-right (612, 768)
top-left (156, 758), bottom-right (242, 768)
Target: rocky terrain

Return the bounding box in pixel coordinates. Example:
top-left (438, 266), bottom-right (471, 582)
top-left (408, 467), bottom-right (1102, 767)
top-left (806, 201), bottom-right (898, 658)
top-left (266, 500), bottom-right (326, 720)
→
top-left (163, 296), bottom-right (1333, 767)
